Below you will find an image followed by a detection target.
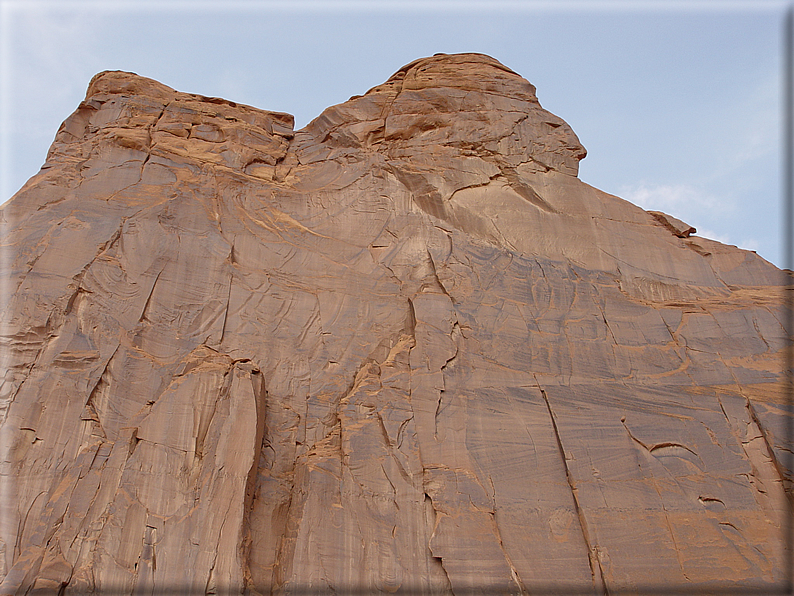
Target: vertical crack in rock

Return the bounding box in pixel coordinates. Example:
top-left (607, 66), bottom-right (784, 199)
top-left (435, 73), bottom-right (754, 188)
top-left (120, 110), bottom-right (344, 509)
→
top-left (751, 314), bottom-right (773, 353)
top-left (744, 394), bottom-right (794, 504)
top-left (487, 476), bottom-right (529, 595)
top-left (619, 418), bottom-right (694, 583)
top-left (423, 493), bottom-right (454, 595)
top-left (270, 486), bottom-right (296, 593)
top-left (240, 364), bottom-right (267, 594)
top-left (82, 343), bottom-right (120, 442)
top-left (403, 293), bottom-right (457, 594)
top-left (537, 377), bottom-right (608, 596)
top-left (137, 269), bottom-right (163, 324)
top-left (217, 273), bottom-right (234, 347)
top-left (592, 291), bottom-right (618, 347)
top-left (426, 250), bottom-right (453, 301)
top-left (434, 322), bottom-right (460, 441)
top-left (715, 342), bottom-right (794, 505)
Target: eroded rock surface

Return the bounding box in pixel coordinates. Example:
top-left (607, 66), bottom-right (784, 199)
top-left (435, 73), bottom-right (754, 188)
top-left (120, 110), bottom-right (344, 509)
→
top-left (0, 53), bottom-right (791, 595)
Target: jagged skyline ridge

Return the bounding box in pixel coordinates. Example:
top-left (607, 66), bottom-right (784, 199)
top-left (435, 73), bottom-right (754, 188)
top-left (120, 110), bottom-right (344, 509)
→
top-left (0, 3), bottom-right (785, 266)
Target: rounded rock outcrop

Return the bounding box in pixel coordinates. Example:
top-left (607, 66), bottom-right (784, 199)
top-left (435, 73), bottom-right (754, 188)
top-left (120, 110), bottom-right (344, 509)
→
top-left (0, 53), bottom-right (788, 596)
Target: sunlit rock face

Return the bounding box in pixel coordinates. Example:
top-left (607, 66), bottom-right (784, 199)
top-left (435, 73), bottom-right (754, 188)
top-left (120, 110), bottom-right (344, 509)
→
top-left (0, 53), bottom-right (790, 595)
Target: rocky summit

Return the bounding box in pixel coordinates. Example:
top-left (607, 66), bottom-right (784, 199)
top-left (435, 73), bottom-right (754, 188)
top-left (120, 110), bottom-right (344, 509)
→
top-left (0, 53), bottom-right (790, 595)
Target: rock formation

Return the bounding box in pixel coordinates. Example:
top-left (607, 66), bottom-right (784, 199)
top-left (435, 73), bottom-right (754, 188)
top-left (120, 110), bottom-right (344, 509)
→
top-left (0, 53), bottom-right (790, 595)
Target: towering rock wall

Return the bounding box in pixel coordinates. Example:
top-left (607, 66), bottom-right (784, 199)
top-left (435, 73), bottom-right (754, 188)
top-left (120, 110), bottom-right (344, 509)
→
top-left (0, 53), bottom-right (790, 594)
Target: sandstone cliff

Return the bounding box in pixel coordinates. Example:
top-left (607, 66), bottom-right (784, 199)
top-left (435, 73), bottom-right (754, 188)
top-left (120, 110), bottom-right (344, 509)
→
top-left (0, 53), bottom-right (790, 595)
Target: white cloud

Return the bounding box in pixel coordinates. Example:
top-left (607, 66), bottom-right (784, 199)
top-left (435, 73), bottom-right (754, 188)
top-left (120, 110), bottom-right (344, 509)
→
top-left (738, 238), bottom-right (760, 253)
top-left (619, 183), bottom-right (721, 213)
top-left (709, 68), bottom-right (780, 179)
top-left (619, 183), bottom-right (752, 250)
top-left (696, 228), bottom-right (732, 245)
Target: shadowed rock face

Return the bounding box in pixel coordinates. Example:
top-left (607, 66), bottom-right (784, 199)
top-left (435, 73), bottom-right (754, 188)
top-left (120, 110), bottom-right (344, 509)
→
top-left (0, 53), bottom-right (790, 595)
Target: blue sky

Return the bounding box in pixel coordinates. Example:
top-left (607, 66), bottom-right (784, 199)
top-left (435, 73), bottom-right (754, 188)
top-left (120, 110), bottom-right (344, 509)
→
top-left (1, 0), bottom-right (789, 267)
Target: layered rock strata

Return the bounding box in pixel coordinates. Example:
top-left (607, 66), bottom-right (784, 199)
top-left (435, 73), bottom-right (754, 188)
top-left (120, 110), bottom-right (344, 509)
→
top-left (0, 53), bottom-right (791, 595)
